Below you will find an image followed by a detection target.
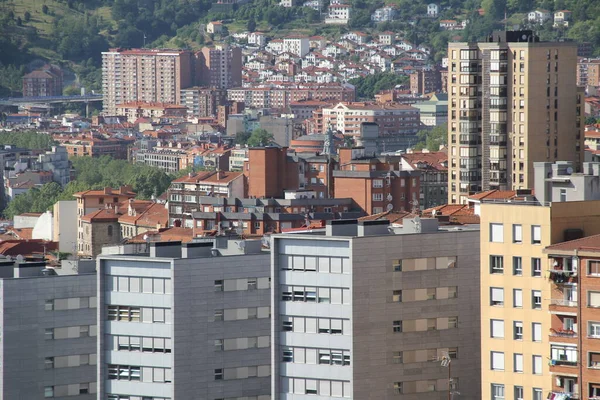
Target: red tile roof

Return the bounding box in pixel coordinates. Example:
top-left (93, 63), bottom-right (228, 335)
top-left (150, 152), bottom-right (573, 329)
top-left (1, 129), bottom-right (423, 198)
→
top-left (545, 234), bottom-right (600, 253)
top-left (118, 202), bottom-right (168, 228)
top-left (0, 240), bottom-right (58, 256)
top-left (81, 208), bottom-right (120, 223)
top-left (468, 189), bottom-right (518, 201)
top-left (127, 227), bottom-right (194, 243)
top-left (7, 227), bottom-right (33, 240)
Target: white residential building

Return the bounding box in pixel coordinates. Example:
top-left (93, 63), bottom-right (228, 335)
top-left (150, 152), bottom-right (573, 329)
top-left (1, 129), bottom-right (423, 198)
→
top-left (427, 3), bottom-right (438, 17)
top-left (371, 6), bottom-right (396, 22)
top-left (248, 32), bottom-right (267, 47)
top-left (283, 36), bottom-right (310, 58)
top-left (325, 4), bottom-right (351, 24)
top-left (527, 9), bottom-right (551, 24)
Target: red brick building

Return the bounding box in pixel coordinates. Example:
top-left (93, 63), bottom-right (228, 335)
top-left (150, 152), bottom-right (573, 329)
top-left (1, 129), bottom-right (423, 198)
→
top-left (22, 65), bottom-right (63, 97)
top-left (333, 147), bottom-right (420, 215)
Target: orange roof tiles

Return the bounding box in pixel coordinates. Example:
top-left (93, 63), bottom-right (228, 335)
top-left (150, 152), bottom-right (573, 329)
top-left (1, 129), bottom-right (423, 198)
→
top-left (127, 227), bottom-right (194, 244)
top-left (81, 208), bottom-right (120, 222)
top-left (468, 189), bottom-right (518, 201)
top-left (118, 202), bottom-right (168, 228)
top-left (544, 233), bottom-right (600, 253)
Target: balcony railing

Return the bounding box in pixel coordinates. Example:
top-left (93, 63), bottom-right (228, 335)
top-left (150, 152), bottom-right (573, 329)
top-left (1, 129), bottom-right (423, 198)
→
top-left (550, 299), bottom-right (577, 307)
top-left (550, 392), bottom-right (579, 399)
top-left (549, 271), bottom-right (578, 284)
top-left (550, 359), bottom-right (578, 367)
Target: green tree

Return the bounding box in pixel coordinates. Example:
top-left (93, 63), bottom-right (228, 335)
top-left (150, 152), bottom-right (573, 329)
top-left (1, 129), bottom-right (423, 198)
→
top-left (415, 124), bottom-right (447, 151)
top-left (247, 128), bottom-right (274, 147)
top-left (247, 17), bottom-right (256, 32)
top-left (235, 130), bottom-right (252, 145)
top-left (42, 5), bottom-right (49, 14)
top-left (24, 12), bottom-right (31, 22)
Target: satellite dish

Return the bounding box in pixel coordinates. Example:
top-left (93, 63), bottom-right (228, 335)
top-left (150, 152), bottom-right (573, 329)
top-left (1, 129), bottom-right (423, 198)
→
top-left (414, 216), bottom-right (421, 223)
top-left (386, 203), bottom-right (394, 211)
top-left (143, 234), bottom-right (149, 242)
top-left (16, 255), bottom-right (24, 262)
top-left (261, 236), bottom-right (271, 249)
top-left (6, 255), bottom-right (11, 261)
top-left (566, 167), bottom-right (573, 175)
top-left (522, 34), bottom-right (527, 40)
top-left (387, 194), bottom-right (393, 201)
top-left (238, 240), bottom-right (246, 250)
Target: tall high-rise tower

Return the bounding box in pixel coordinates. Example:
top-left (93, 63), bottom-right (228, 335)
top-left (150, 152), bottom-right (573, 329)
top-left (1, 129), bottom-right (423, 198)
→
top-left (447, 31), bottom-right (584, 204)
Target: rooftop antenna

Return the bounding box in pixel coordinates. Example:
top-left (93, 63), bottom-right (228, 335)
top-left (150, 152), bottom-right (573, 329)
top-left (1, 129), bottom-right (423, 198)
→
top-left (143, 32), bottom-right (147, 48)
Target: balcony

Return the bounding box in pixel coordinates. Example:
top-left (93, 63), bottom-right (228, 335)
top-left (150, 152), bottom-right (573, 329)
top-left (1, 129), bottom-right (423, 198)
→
top-left (549, 271), bottom-right (578, 284)
top-left (551, 359), bottom-right (577, 367)
top-left (549, 391), bottom-right (579, 399)
top-left (550, 299), bottom-right (577, 307)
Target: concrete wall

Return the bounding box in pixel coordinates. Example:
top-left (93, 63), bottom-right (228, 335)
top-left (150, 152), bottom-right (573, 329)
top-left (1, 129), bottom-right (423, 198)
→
top-left (54, 201), bottom-right (78, 253)
top-left (0, 273), bottom-right (97, 399)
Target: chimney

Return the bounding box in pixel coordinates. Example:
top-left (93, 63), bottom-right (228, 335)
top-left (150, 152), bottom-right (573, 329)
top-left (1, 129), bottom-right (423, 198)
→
top-left (104, 187), bottom-right (112, 195)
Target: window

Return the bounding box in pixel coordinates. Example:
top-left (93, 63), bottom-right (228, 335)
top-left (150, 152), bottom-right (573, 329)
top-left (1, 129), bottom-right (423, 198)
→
top-left (533, 388), bottom-right (543, 400)
top-left (514, 386), bottom-right (524, 400)
top-left (491, 384), bottom-right (505, 400)
top-left (514, 354), bottom-right (523, 372)
top-left (372, 179), bottom-right (383, 188)
top-left (532, 258), bottom-right (541, 277)
top-left (589, 291), bottom-right (600, 307)
top-left (589, 352), bottom-right (600, 368)
top-left (45, 300), bottom-right (54, 311)
top-left (532, 355), bottom-right (542, 374)
top-left (214, 280), bottom-right (223, 291)
top-left (589, 321), bottom-right (600, 338)
top-left (214, 310), bottom-right (223, 321)
top-left (393, 320), bottom-right (402, 333)
top-left (491, 319), bottom-right (504, 338)
top-left (44, 387), bottom-right (54, 398)
top-left (532, 322), bottom-right (542, 342)
top-left (532, 290), bottom-right (542, 309)
top-left (215, 369), bottom-right (223, 380)
top-left (513, 289), bottom-right (523, 308)
top-left (394, 382), bottom-right (403, 394)
top-left (490, 223), bottom-right (504, 242)
top-left (531, 225), bottom-right (541, 244)
top-left (372, 193), bottom-right (383, 201)
top-left (45, 357), bottom-right (54, 369)
top-left (514, 321), bottom-right (523, 340)
top-left (392, 352), bottom-right (402, 364)
top-left (589, 260), bottom-right (600, 276)
top-left (490, 256), bottom-right (504, 274)
top-left (490, 287), bottom-right (504, 306)
top-left (392, 290), bottom-right (402, 302)
top-left (513, 257), bottom-right (522, 276)
top-left (107, 365), bottom-right (141, 381)
top-left (491, 352), bottom-right (505, 370)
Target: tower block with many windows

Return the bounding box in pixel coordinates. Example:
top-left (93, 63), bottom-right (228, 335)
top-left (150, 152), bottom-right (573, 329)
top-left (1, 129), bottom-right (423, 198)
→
top-left (447, 31), bottom-right (584, 204)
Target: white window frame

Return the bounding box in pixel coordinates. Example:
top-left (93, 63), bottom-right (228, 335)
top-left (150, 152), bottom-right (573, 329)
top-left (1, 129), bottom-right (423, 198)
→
top-left (490, 223), bottom-right (504, 243)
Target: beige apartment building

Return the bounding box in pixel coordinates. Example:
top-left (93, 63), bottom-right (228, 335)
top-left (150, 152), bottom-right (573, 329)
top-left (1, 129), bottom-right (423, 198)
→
top-left (102, 48), bottom-right (194, 115)
top-left (480, 199), bottom-right (600, 400)
top-left (448, 31), bottom-right (584, 204)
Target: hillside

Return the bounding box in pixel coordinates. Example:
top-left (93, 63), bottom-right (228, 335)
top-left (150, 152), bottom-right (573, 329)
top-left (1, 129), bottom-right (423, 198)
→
top-left (1, 0), bottom-right (599, 97)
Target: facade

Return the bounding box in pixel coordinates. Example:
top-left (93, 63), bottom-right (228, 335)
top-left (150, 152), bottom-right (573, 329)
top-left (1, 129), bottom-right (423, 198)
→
top-left (97, 239), bottom-right (271, 400)
top-left (412, 93), bottom-right (448, 127)
top-left (79, 208), bottom-right (121, 258)
top-left (168, 171), bottom-right (245, 227)
top-left (283, 36), bottom-right (310, 58)
top-left (320, 102), bottom-right (420, 138)
top-left (0, 259), bottom-right (97, 399)
top-left (427, 3), bottom-right (439, 17)
top-left (400, 151), bottom-right (448, 209)
top-left (53, 200), bottom-right (78, 253)
top-left (197, 45), bottom-right (242, 89)
top-left (543, 234), bottom-right (600, 399)
top-left (229, 147), bottom-right (249, 171)
top-left (271, 217), bottom-right (482, 399)
top-left (325, 4), bottom-right (351, 24)
top-left (534, 161), bottom-right (600, 204)
top-left (101, 48), bottom-right (194, 115)
top-left (56, 135), bottom-right (134, 160)
top-left (447, 31), bottom-right (584, 204)
top-left (576, 59), bottom-right (600, 88)
top-left (371, 6), bottom-right (396, 22)
top-left (188, 195), bottom-right (356, 235)
top-left (227, 84), bottom-right (355, 110)
top-left (180, 87), bottom-right (227, 118)
top-left (334, 147), bottom-right (421, 214)
top-left (22, 65), bottom-right (63, 97)
top-left (479, 199), bottom-right (600, 400)
top-left (409, 69), bottom-right (442, 95)
top-left (116, 102), bottom-right (188, 123)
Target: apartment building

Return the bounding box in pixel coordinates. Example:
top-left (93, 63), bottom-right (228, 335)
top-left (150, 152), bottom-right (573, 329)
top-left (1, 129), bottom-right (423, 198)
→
top-left (320, 102), bottom-right (420, 138)
top-left (400, 150), bottom-right (448, 209)
top-left (22, 64), bottom-right (63, 97)
top-left (480, 198), bottom-right (600, 400)
top-left (135, 150), bottom-right (188, 173)
top-left (409, 68), bottom-right (442, 95)
top-left (97, 239), bottom-right (271, 400)
top-left (334, 147), bottom-right (421, 214)
top-left (227, 83), bottom-right (355, 110)
top-left (576, 58), bottom-right (600, 87)
top-left (270, 217), bottom-right (482, 399)
top-left (74, 186), bottom-right (136, 256)
top-left (55, 134), bottom-right (135, 159)
top-left (197, 45), bottom-right (242, 89)
top-left (447, 31), bottom-right (584, 204)
top-left (412, 93), bottom-right (448, 127)
top-left (187, 194), bottom-right (357, 235)
top-left (180, 87), bottom-right (227, 118)
top-left (543, 234), bottom-right (600, 399)
top-left (0, 258), bottom-right (97, 399)
top-left (101, 48), bottom-right (194, 115)
top-left (116, 102), bottom-right (188, 123)
top-left (283, 36), bottom-right (310, 58)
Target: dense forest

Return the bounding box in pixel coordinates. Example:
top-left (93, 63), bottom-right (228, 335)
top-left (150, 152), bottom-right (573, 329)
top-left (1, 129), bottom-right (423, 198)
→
top-left (0, 0), bottom-right (600, 97)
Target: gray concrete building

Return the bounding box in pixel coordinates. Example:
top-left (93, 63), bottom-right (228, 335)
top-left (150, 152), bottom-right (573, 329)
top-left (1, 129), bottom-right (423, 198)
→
top-left (0, 258), bottom-right (97, 399)
top-left (97, 238), bottom-right (272, 400)
top-left (270, 218), bottom-right (481, 399)
top-left (535, 161), bottom-right (600, 204)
